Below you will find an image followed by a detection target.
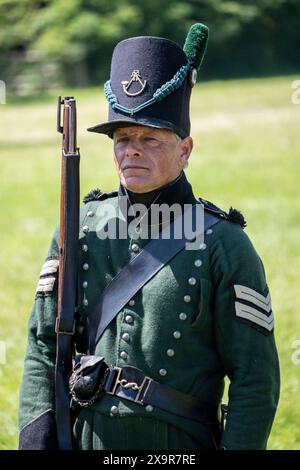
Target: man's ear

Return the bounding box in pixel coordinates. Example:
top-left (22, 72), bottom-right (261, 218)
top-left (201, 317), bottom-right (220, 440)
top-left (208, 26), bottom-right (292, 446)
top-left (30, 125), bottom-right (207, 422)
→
top-left (179, 136), bottom-right (193, 168)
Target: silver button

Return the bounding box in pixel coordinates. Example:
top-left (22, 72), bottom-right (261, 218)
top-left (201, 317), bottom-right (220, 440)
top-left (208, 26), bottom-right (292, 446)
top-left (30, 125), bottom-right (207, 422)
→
top-left (110, 405), bottom-right (118, 416)
top-left (82, 281), bottom-right (88, 289)
top-left (179, 312), bottom-right (187, 321)
top-left (125, 315), bottom-right (133, 324)
top-left (173, 331), bottom-right (181, 340)
top-left (131, 243), bottom-right (139, 253)
top-left (122, 333), bottom-right (130, 341)
top-left (167, 349), bottom-right (175, 357)
top-left (145, 405), bottom-right (154, 413)
top-left (200, 243), bottom-right (207, 250)
top-left (82, 244), bottom-right (88, 252)
top-left (87, 211), bottom-right (94, 217)
top-left (194, 259), bottom-right (202, 267)
top-left (83, 263), bottom-right (89, 271)
top-left (188, 277), bottom-right (197, 286)
top-left (128, 299), bottom-right (135, 306)
top-left (82, 298), bottom-right (88, 307)
top-left (82, 225), bottom-right (89, 233)
top-left (120, 351), bottom-right (128, 360)
top-left (184, 295), bottom-right (191, 303)
top-left (206, 228), bottom-right (213, 235)
top-left (159, 368), bottom-right (167, 377)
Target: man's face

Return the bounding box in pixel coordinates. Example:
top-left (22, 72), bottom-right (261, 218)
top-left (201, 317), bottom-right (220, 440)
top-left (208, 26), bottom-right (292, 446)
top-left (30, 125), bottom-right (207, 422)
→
top-left (113, 126), bottom-right (193, 193)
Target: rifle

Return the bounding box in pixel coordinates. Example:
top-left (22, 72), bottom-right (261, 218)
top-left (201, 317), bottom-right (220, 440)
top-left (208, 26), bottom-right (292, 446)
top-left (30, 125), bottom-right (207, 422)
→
top-left (55, 96), bottom-right (80, 450)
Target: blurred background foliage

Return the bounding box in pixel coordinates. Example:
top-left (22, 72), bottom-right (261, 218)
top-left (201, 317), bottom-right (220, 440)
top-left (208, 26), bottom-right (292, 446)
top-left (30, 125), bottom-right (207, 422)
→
top-left (1, 0), bottom-right (300, 95)
top-left (0, 0), bottom-right (300, 451)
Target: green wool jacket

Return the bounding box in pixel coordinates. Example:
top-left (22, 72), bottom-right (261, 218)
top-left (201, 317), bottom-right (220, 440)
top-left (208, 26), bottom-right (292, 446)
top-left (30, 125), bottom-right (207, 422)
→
top-left (19, 181), bottom-right (280, 450)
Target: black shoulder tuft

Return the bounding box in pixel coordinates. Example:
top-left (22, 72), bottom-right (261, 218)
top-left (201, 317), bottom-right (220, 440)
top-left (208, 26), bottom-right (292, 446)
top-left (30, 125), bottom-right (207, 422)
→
top-left (83, 188), bottom-right (118, 204)
top-left (83, 188), bottom-right (103, 204)
top-left (227, 207), bottom-right (247, 229)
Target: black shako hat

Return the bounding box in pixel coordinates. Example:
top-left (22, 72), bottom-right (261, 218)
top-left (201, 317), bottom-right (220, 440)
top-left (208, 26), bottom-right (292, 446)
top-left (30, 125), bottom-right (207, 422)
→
top-left (87, 23), bottom-right (209, 138)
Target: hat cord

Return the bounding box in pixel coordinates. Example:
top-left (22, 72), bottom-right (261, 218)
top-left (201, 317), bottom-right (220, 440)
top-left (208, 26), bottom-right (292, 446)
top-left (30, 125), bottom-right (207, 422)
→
top-left (104, 62), bottom-right (191, 117)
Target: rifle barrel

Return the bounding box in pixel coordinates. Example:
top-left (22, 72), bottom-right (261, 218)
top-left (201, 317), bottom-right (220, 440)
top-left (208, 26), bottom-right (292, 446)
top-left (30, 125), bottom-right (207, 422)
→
top-left (55, 95), bottom-right (80, 450)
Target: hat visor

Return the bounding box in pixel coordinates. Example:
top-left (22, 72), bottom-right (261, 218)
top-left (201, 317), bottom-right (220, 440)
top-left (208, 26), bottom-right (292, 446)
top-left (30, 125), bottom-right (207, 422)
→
top-left (87, 117), bottom-right (185, 139)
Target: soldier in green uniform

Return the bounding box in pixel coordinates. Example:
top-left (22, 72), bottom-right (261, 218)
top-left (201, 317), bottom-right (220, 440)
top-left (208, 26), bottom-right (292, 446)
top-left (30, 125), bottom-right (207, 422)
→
top-left (19, 24), bottom-right (280, 450)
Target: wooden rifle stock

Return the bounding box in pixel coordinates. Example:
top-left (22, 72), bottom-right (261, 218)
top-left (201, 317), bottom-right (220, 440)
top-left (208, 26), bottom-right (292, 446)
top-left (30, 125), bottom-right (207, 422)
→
top-left (55, 96), bottom-right (80, 450)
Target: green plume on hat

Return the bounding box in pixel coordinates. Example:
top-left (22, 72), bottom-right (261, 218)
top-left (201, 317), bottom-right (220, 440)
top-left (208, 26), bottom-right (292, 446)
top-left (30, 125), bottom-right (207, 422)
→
top-left (183, 23), bottom-right (209, 70)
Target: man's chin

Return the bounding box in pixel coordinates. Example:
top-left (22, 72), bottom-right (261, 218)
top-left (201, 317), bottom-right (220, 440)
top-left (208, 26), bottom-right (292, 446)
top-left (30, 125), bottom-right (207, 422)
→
top-left (121, 176), bottom-right (155, 194)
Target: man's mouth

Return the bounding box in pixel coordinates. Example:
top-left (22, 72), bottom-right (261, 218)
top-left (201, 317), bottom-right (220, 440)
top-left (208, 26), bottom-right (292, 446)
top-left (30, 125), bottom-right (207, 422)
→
top-left (122, 165), bottom-right (148, 171)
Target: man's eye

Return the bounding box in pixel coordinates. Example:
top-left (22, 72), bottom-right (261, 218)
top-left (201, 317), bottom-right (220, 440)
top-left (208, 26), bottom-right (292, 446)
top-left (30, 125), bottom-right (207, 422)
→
top-left (116, 137), bottom-right (128, 144)
top-left (144, 137), bottom-right (159, 143)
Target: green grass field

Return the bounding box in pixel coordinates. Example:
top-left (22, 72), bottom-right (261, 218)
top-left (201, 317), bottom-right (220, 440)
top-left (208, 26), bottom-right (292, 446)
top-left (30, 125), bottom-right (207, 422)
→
top-left (0, 76), bottom-right (300, 449)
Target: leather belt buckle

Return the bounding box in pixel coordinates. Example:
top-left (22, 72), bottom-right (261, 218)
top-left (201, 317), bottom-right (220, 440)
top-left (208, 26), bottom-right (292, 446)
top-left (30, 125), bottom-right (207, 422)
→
top-left (106, 367), bottom-right (123, 395)
top-left (55, 317), bottom-right (76, 335)
top-left (106, 366), bottom-right (152, 405)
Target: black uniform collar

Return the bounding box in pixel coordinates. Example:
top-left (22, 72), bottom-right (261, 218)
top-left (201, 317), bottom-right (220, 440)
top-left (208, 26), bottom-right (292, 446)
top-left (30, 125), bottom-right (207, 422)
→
top-left (118, 171), bottom-right (197, 209)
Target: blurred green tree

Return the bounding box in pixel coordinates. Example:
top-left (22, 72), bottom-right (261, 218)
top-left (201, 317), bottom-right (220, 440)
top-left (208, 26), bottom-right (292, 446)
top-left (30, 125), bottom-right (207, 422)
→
top-left (0, 0), bottom-right (299, 93)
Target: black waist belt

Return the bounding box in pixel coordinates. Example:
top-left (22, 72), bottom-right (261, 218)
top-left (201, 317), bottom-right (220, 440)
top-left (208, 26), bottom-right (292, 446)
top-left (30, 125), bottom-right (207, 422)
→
top-left (104, 365), bottom-right (218, 424)
top-left (70, 357), bottom-right (219, 424)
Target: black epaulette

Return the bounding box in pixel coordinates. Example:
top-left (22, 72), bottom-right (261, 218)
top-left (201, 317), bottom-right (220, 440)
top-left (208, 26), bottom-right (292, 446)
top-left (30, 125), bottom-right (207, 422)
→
top-left (83, 188), bottom-right (118, 204)
top-left (199, 198), bottom-right (247, 229)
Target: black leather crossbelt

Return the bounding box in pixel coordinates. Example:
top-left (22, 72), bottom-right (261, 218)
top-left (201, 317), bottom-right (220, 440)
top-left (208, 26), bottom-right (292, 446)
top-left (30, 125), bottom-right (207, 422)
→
top-left (89, 206), bottom-right (221, 352)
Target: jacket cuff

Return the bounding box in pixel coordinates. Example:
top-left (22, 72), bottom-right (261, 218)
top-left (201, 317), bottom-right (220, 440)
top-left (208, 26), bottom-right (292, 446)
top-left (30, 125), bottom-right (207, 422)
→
top-left (19, 409), bottom-right (58, 450)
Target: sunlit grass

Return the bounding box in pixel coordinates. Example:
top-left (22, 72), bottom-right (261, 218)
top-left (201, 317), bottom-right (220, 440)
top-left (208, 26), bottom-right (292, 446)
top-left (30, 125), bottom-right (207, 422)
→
top-left (0, 75), bottom-right (299, 449)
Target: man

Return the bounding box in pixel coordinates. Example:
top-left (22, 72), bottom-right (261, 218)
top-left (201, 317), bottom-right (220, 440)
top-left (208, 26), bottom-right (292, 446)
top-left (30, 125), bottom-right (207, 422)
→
top-left (19, 23), bottom-right (280, 450)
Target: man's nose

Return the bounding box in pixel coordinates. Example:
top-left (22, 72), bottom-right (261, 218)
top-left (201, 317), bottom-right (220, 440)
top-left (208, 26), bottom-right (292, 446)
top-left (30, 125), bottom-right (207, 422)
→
top-left (125, 138), bottom-right (142, 157)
